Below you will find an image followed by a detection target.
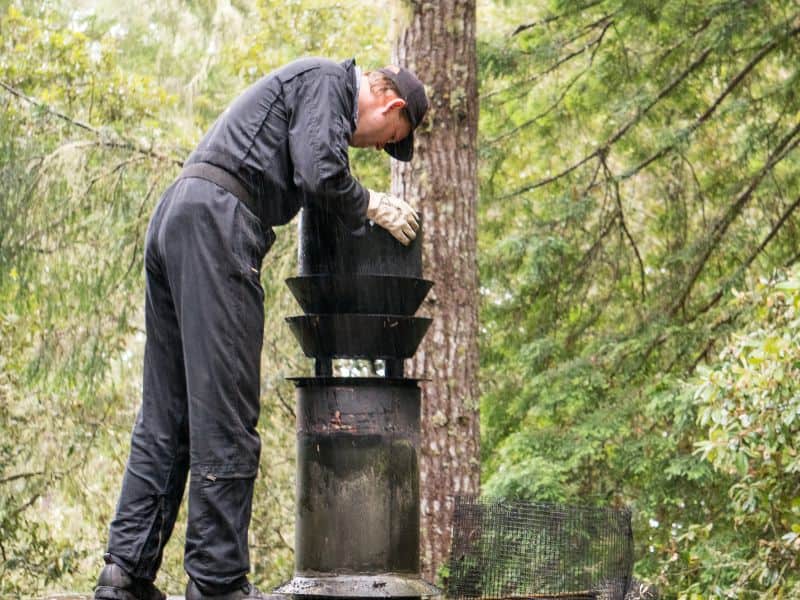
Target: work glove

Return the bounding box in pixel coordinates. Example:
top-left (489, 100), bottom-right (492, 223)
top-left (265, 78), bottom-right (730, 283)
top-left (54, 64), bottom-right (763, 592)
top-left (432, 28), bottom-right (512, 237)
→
top-left (367, 189), bottom-right (420, 246)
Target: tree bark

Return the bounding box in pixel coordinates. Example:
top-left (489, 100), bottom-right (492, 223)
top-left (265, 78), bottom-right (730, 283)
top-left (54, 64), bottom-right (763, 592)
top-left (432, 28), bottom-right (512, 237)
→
top-left (392, 0), bottom-right (480, 582)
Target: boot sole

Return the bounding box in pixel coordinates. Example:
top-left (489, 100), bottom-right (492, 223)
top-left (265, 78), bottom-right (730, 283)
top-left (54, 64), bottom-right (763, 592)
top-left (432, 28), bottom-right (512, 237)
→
top-left (94, 585), bottom-right (159, 600)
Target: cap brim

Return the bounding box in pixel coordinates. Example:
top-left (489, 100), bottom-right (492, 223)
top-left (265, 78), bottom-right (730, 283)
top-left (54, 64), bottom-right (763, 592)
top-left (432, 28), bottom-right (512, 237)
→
top-left (384, 133), bottom-right (414, 162)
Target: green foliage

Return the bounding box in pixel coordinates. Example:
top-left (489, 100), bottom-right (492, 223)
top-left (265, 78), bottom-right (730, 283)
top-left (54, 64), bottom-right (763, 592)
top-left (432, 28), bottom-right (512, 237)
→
top-left (686, 274), bottom-right (800, 595)
top-left (0, 0), bottom-right (398, 596)
top-left (5, 0), bottom-right (800, 597)
top-left (0, 2), bottom-right (182, 594)
top-left (619, 271), bottom-right (800, 596)
top-left (477, 1), bottom-right (800, 597)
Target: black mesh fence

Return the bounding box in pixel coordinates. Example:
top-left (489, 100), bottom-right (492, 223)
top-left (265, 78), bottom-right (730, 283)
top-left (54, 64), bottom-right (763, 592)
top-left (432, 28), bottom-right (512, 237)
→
top-left (447, 497), bottom-right (634, 600)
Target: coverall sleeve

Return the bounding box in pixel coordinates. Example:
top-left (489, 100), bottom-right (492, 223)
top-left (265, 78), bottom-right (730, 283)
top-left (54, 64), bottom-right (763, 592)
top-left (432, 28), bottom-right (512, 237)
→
top-left (288, 72), bottom-right (369, 232)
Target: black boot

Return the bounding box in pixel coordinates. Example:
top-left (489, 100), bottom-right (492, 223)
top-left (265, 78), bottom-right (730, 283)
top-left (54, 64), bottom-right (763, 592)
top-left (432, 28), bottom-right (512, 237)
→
top-left (94, 563), bottom-right (166, 600)
top-left (185, 579), bottom-right (275, 600)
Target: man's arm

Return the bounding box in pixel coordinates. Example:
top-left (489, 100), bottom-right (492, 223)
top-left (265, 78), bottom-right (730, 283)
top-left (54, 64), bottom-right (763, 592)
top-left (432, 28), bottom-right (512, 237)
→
top-left (287, 71), bottom-right (369, 232)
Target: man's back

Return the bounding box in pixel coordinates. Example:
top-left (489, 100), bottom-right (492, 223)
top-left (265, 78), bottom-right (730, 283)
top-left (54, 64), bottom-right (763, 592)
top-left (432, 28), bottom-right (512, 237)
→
top-left (186, 57), bottom-right (365, 229)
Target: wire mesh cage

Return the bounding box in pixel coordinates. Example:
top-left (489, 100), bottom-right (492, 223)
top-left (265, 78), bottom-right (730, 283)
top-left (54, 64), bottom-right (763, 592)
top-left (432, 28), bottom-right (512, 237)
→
top-left (447, 496), bottom-right (634, 600)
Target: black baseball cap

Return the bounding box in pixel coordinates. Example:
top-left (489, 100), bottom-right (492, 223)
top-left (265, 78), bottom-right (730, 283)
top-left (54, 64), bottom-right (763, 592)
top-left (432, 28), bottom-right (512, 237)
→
top-left (378, 66), bottom-right (429, 161)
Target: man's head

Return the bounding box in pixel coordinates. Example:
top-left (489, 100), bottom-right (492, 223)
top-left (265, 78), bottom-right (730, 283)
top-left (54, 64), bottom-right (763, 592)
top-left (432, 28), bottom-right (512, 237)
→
top-left (351, 65), bottom-right (429, 161)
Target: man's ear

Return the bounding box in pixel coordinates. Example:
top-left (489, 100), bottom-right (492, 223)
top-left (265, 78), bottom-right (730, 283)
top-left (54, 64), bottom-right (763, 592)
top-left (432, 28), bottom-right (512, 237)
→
top-left (381, 97), bottom-right (406, 115)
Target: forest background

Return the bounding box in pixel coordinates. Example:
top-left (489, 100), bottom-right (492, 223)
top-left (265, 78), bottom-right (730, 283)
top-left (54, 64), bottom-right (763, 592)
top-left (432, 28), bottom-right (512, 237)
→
top-left (2, 0), bottom-right (800, 598)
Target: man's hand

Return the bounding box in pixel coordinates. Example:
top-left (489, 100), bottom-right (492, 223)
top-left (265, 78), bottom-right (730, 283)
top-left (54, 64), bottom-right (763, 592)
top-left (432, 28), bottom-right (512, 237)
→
top-left (367, 190), bottom-right (420, 246)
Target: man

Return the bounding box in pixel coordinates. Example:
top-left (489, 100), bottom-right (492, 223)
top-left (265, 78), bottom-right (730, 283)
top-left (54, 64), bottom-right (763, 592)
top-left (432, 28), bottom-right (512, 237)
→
top-left (94, 57), bottom-right (429, 600)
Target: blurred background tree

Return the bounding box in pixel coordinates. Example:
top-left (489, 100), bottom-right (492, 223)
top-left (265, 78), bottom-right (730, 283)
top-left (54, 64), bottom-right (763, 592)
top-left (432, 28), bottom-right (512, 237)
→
top-left (2, 0), bottom-right (799, 598)
top-left (477, 1), bottom-right (800, 596)
top-left (0, 0), bottom-right (395, 594)
top-left (394, 0), bottom-right (481, 580)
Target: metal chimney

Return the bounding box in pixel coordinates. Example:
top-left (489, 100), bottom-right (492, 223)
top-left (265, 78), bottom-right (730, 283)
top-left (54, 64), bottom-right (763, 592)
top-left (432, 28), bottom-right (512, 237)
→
top-left (277, 208), bottom-right (439, 600)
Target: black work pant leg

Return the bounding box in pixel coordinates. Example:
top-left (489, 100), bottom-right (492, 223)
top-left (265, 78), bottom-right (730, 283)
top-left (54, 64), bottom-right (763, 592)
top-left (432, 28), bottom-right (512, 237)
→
top-left (157, 181), bottom-right (268, 593)
top-left (106, 193), bottom-right (191, 581)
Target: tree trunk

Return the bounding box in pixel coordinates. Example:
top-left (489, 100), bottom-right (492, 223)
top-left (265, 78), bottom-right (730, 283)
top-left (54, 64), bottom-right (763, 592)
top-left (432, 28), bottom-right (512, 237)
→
top-left (392, 0), bottom-right (480, 582)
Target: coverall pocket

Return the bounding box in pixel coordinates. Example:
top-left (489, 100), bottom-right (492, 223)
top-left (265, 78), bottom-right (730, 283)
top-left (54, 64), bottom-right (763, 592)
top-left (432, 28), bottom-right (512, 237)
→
top-left (189, 469), bottom-right (256, 572)
top-left (234, 202), bottom-right (274, 279)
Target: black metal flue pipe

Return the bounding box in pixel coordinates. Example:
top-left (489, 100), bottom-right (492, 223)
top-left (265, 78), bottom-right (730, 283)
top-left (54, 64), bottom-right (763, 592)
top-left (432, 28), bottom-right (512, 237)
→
top-left (294, 378), bottom-right (420, 574)
top-left (277, 208), bottom-right (438, 600)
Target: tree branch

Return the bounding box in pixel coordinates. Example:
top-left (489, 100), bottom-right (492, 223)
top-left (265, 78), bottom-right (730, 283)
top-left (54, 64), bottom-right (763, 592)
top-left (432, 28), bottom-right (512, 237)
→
top-left (5, 150), bottom-right (157, 260)
top-left (0, 80), bottom-right (183, 166)
top-left (510, 0), bottom-right (606, 37)
top-left (273, 527), bottom-right (294, 553)
top-left (274, 384), bottom-right (295, 419)
top-left (503, 44), bottom-right (714, 198)
top-left (0, 471), bottom-right (46, 485)
top-left (621, 20), bottom-right (800, 180)
top-left (561, 164), bottom-right (617, 306)
top-left (670, 120), bottom-right (800, 315)
top-left (486, 67), bottom-right (587, 145)
top-left (601, 155), bottom-right (646, 301)
top-left (686, 313), bottom-right (738, 374)
top-left (693, 191), bottom-right (800, 317)
top-left (520, 11), bottom-right (617, 55)
top-left (505, 16), bottom-right (800, 200)
top-left (484, 18), bottom-right (613, 104)
top-left (111, 173), bottom-right (164, 294)
top-left (9, 492), bottom-right (42, 519)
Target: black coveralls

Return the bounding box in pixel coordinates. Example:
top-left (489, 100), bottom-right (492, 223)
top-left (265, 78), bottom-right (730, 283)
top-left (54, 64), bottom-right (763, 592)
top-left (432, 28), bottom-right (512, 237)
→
top-left (105, 58), bottom-right (369, 593)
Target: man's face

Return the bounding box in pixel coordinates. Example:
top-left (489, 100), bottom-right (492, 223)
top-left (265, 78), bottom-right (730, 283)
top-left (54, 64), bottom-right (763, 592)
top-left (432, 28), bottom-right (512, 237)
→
top-left (351, 96), bottom-right (412, 151)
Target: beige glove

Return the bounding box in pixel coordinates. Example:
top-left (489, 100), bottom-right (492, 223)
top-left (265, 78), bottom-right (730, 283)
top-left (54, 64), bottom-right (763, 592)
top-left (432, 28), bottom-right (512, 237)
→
top-left (367, 190), bottom-right (420, 246)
